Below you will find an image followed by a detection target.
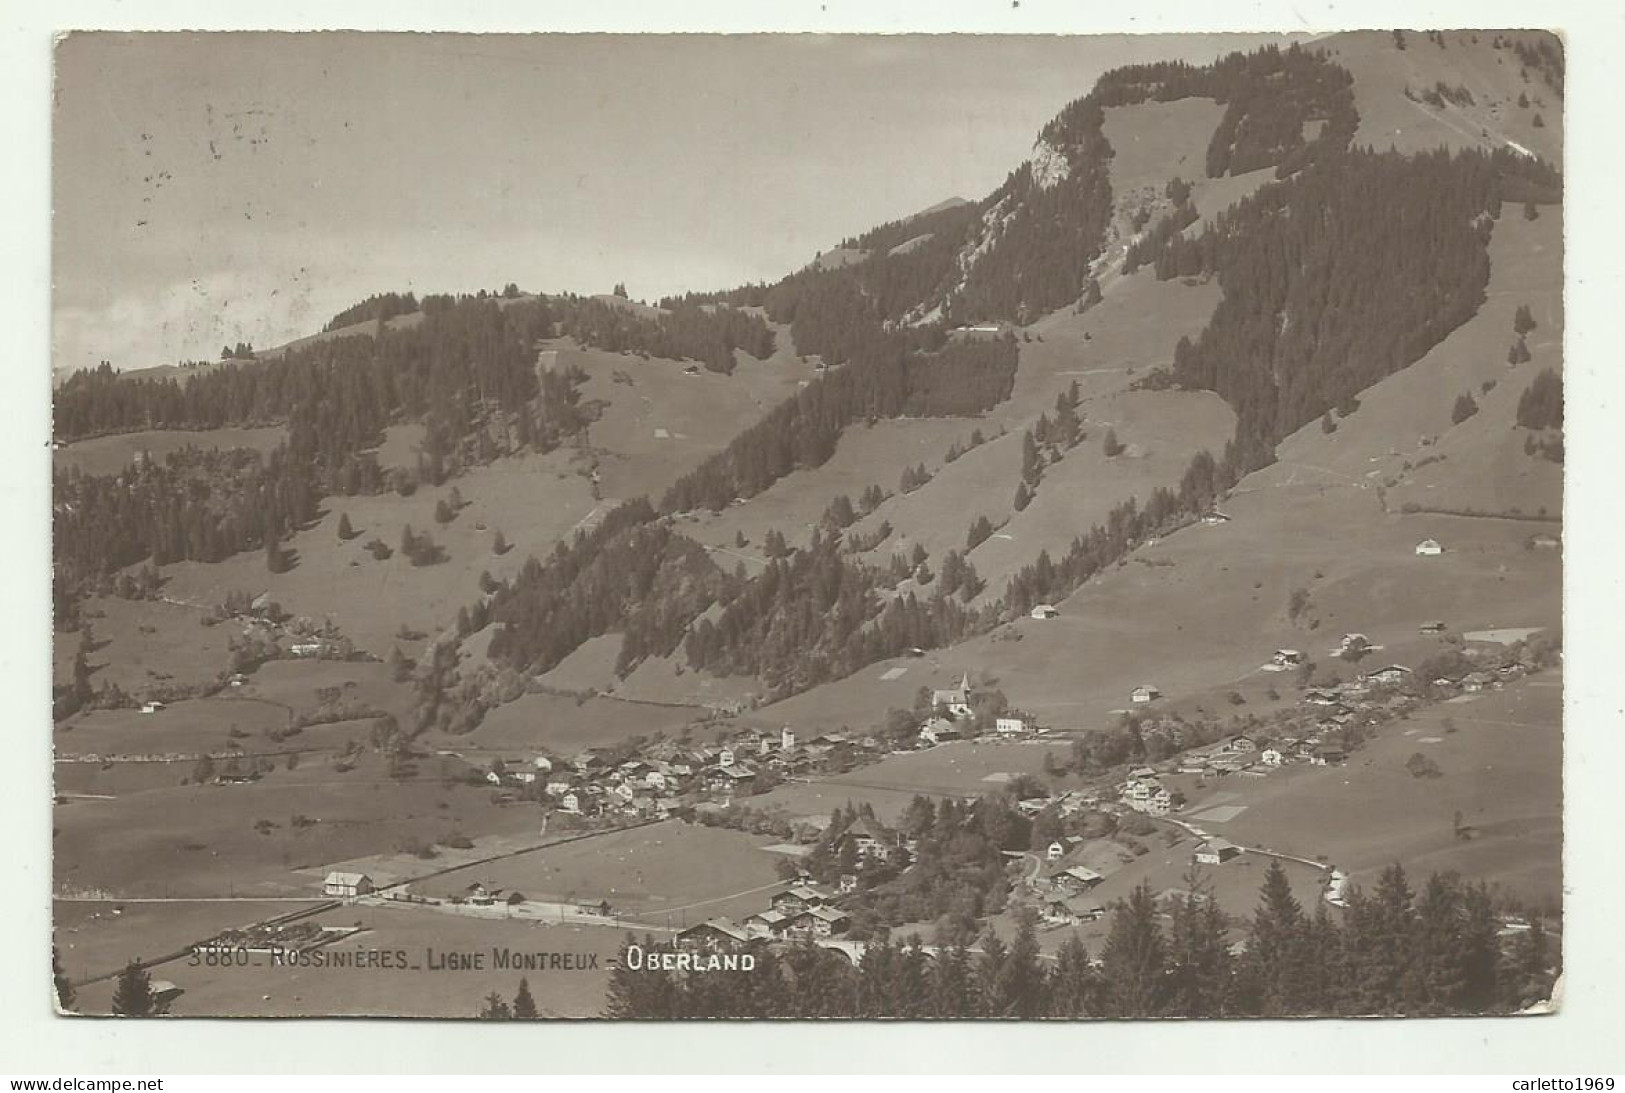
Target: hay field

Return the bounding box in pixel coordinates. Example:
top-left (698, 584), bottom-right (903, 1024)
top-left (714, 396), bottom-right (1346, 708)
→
top-left (54, 899), bottom-right (316, 991)
top-left (57, 596), bottom-right (242, 694)
top-left (56, 697), bottom-right (291, 759)
top-left (1102, 98), bottom-right (1225, 203)
top-left (1274, 205), bottom-right (1562, 519)
top-left (681, 417), bottom-right (982, 557)
top-left (156, 447), bottom-right (599, 654)
top-left (1321, 30), bottom-right (1562, 163)
top-left (450, 691), bottom-right (707, 756)
top-left (421, 821), bottom-right (783, 924)
top-left (560, 334), bottom-right (817, 503)
top-left (1192, 674), bottom-right (1561, 908)
top-left (762, 477), bottom-right (1559, 736)
top-left (52, 751), bottom-right (541, 899)
top-left (967, 388), bottom-right (1235, 601)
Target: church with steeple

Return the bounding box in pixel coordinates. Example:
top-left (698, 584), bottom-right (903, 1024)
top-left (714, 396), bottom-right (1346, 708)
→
top-left (931, 671), bottom-right (975, 719)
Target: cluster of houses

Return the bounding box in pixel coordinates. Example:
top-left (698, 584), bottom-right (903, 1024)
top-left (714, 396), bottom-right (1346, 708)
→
top-left (1176, 730), bottom-right (1351, 776)
top-left (673, 818), bottom-right (925, 952)
top-left (215, 593), bottom-right (353, 664)
top-left (477, 724), bottom-right (912, 822)
top-left (675, 882), bottom-right (853, 953)
top-left (918, 672), bottom-right (1034, 747)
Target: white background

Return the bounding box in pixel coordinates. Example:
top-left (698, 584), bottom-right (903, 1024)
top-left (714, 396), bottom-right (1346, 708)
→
top-left (2, 0), bottom-right (1622, 1076)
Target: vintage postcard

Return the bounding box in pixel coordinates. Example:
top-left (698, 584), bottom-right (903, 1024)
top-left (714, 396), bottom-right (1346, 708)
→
top-left (50, 29), bottom-right (1563, 1020)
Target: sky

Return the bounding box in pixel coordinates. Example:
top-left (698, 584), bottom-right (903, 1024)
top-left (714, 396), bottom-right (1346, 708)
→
top-left (52, 31), bottom-right (1286, 374)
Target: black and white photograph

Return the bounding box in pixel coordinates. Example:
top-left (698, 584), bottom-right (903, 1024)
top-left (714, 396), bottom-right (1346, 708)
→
top-left (42, 24), bottom-right (1576, 1025)
top-left (10, 0), bottom-right (1622, 1071)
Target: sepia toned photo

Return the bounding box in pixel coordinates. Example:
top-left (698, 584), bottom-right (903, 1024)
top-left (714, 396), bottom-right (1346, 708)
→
top-left (49, 28), bottom-right (1564, 1022)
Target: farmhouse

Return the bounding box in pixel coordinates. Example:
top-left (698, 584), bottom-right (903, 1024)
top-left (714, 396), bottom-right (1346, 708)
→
top-left (1130, 685), bottom-right (1161, 704)
top-left (1259, 747), bottom-right (1285, 767)
top-left (1195, 838), bottom-right (1243, 865)
top-left (770, 885), bottom-right (831, 916)
top-left (833, 817), bottom-right (901, 862)
top-left (1050, 865), bottom-right (1105, 894)
top-left (1040, 896), bottom-right (1083, 925)
top-left (1046, 840), bottom-right (1067, 862)
top-left (786, 905), bottom-right (851, 939)
top-left (931, 672), bottom-right (975, 718)
top-left (1419, 621), bottom-right (1447, 635)
top-left (1365, 665), bottom-right (1413, 686)
top-left (1201, 510), bottom-right (1231, 526)
top-left (1415, 539), bottom-right (1444, 556)
top-left (744, 909), bottom-right (790, 939)
top-left (1029, 604), bottom-right (1059, 620)
top-left (919, 717), bottom-right (961, 746)
top-left (707, 764), bottom-right (757, 793)
top-left (323, 871), bottom-right (375, 899)
top-left (140, 701), bottom-right (166, 715)
top-left (676, 919), bottom-right (749, 952)
top-left (1272, 649), bottom-right (1306, 668)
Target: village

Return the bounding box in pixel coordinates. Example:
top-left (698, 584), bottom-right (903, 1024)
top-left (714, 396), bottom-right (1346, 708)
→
top-left (295, 614), bottom-right (1556, 967)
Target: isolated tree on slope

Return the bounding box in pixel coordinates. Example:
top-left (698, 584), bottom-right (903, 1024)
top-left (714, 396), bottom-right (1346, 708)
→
top-left (512, 977), bottom-right (538, 1018)
top-left (111, 960), bottom-right (154, 1017)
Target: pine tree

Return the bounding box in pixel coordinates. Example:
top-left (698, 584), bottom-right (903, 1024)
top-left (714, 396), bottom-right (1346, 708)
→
top-left (1243, 860), bottom-right (1313, 1015)
top-left (1103, 428), bottom-right (1125, 457)
top-left (264, 534), bottom-right (287, 574)
top-left (929, 943), bottom-right (977, 1017)
top-left (1412, 872), bottom-right (1468, 1013)
top-left (477, 991), bottom-right (512, 1019)
top-left (974, 931), bottom-right (1009, 1015)
top-left (1167, 869), bottom-right (1231, 1017)
top-left (965, 515), bottom-right (994, 552)
top-left (337, 512), bottom-right (355, 540)
top-left (512, 977), bottom-right (538, 1018)
top-left (111, 960), bottom-right (154, 1017)
top-left (1451, 392), bottom-right (1479, 425)
top-left (1020, 431), bottom-right (1041, 486)
top-left (603, 937), bottom-right (646, 1017)
top-left (1048, 934), bottom-right (1095, 1017)
top-left (1099, 882), bottom-right (1167, 1017)
top-left (856, 935), bottom-right (898, 1018)
top-left (1345, 864), bottom-right (1418, 1015)
top-left (1013, 480), bottom-right (1033, 512)
top-left (995, 909), bottom-right (1048, 1018)
top-left (1513, 303), bottom-right (1538, 336)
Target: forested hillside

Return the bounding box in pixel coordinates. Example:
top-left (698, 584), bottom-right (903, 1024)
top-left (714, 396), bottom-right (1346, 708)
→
top-left (1133, 146), bottom-right (1560, 468)
top-left (53, 294), bottom-right (585, 622)
top-left (661, 337), bottom-right (1017, 513)
top-left (53, 36), bottom-right (1564, 719)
